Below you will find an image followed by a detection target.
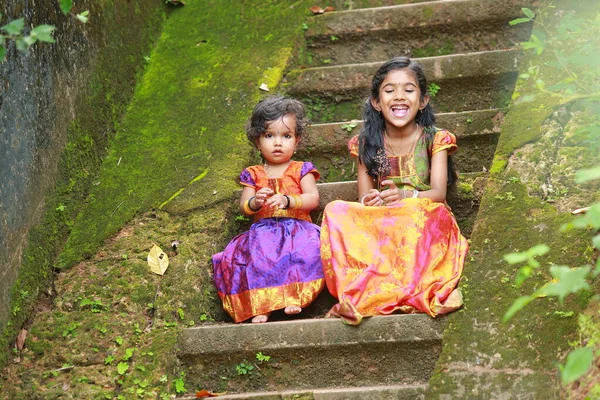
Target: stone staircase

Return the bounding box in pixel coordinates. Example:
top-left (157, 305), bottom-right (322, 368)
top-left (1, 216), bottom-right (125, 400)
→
top-left (176, 0), bottom-right (533, 398)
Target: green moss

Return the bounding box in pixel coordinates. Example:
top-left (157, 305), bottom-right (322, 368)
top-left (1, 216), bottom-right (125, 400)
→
top-left (59, 0), bottom-right (314, 268)
top-left (0, 4), bottom-right (165, 370)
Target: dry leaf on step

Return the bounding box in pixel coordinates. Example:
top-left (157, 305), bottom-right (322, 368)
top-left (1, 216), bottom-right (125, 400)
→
top-left (16, 329), bottom-right (27, 350)
top-left (196, 389), bottom-right (227, 398)
top-left (148, 244), bottom-right (169, 275)
top-left (259, 83), bottom-right (269, 91)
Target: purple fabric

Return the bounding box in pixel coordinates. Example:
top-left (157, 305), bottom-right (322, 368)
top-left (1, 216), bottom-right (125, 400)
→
top-left (239, 169), bottom-right (255, 186)
top-left (213, 217), bottom-right (323, 295)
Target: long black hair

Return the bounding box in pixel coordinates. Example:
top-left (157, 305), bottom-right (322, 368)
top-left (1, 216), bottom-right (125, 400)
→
top-left (358, 57), bottom-right (456, 185)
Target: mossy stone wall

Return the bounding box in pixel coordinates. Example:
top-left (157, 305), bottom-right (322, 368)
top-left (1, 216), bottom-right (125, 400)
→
top-left (426, 1), bottom-right (599, 397)
top-left (0, 0), bottom-right (165, 369)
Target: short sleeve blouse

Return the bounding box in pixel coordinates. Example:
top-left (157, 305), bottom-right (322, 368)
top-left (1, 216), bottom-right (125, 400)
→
top-left (347, 129), bottom-right (457, 191)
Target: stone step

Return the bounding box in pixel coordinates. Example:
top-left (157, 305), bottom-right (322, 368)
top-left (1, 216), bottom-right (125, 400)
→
top-left (284, 49), bottom-right (522, 122)
top-left (302, 0), bottom-right (533, 67)
top-left (178, 384), bottom-right (427, 399)
top-left (177, 315), bottom-right (445, 394)
top-left (299, 108), bottom-right (504, 156)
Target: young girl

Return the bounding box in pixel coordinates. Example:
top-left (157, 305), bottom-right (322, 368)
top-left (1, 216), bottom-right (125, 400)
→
top-left (212, 96), bottom-right (324, 323)
top-left (320, 57), bottom-right (468, 325)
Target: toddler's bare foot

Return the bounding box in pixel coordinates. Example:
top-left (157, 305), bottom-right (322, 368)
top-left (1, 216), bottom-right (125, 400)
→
top-left (251, 313), bottom-right (270, 323)
top-left (284, 305), bottom-right (302, 315)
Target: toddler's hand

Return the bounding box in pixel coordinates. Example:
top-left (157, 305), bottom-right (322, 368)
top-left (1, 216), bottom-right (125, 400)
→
top-left (265, 193), bottom-right (288, 209)
top-left (254, 188), bottom-right (274, 208)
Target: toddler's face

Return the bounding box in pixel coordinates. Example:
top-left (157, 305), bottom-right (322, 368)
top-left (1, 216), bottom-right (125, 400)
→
top-left (256, 114), bottom-right (299, 165)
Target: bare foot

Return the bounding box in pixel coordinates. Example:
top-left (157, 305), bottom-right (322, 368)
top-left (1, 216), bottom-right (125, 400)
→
top-left (284, 305), bottom-right (302, 315)
top-left (251, 313), bottom-right (270, 323)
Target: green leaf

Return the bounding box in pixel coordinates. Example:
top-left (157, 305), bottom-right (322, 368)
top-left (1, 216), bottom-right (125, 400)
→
top-left (117, 362), bottom-right (129, 375)
top-left (76, 11), bottom-right (89, 24)
top-left (503, 295), bottom-right (534, 322)
top-left (509, 17), bottom-right (532, 26)
top-left (539, 266), bottom-right (591, 303)
top-left (59, 0), bottom-right (73, 15)
top-left (503, 252), bottom-right (528, 264)
top-left (522, 7), bottom-right (535, 19)
top-left (559, 347), bottom-right (593, 385)
top-left (15, 38), bottom-right (28, 51)
top-left (2, 18), bottom-right (25, 35)
top-left (576, 166), bottom-right (600, 183)
top-left (30, 24), bottom-right (55, 43)
top-left (174, 377), bottom-right (186, 393)
top-left (0, 45), bottom-right (5, 62)
top-left (515, 266), bottom-right (533, 286)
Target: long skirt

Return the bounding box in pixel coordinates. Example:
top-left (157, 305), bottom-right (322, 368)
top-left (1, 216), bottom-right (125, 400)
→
top-left (213, 217), bottom-right (325, 322)
top-left (320, 198), bottom-right (467, 325)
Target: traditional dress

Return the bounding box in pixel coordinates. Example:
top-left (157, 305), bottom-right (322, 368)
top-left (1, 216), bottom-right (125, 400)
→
top-left (320, 129), bottom-right (468, 325)
top-left (213, 161), bottom-right (325, 323)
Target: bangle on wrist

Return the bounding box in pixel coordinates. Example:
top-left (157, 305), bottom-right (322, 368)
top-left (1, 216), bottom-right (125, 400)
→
top-left (244, 196), bottom-right (261, 215)
top-left (412, 190), bottom-right (419, 198)
top-left (291, 194), bottom-right (303, 209)
top-left (283, 195), bottom-right (291, 210)
top-left (360, 194), bottom-right (368, 206)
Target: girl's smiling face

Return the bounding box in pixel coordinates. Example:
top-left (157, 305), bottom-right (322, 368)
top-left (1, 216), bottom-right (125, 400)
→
top-left (255, 114), bottom-right (299, 165)
top-left (370, 68), bottom-right (429, 132)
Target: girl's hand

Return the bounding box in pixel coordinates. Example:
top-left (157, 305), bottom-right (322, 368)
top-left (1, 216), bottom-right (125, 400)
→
top-left (361, 189), bottom-right (383, 207)
top-left (379, 180), bottom-right (402, 206)
top-left (264, 193), bottom-right (288, 209)
top-left (254, 188), bottom-right (274, 208)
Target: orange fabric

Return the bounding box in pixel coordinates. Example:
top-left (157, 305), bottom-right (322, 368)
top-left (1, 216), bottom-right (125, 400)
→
top-left (220, 279), bottom-right (325, 323)
top-left (321, 198), bottom-right (467, 325)
top-left (241, 161), bottom-right (319, 223)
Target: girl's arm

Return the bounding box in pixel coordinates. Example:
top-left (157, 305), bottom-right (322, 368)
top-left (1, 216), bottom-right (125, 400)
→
top-left (239, 186), bottom-right (258, 215)
top-left (424, 149), bottom-right (449, 202)
top-left (357, 161), bottom-right (382, 206)
top-left (295, 172), bottom-right (319, 211)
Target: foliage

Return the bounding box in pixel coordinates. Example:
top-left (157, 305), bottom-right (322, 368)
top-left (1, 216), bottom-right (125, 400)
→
top-left (235, 359), bottom-right (254, 375)
top-left (0, 1), bottom-right (89, 62)
top-left (340, 122), bottom-right (358, 132)
top-left (428, 83), bottom-right (440, 98)
top-left (505, 4), bottom-right (600, 388)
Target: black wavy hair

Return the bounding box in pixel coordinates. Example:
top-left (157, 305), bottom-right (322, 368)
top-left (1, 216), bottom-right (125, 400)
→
top-left (358, 57), bottom-right (456, 185)
top-left (245, 95), bottom-right (309, 147)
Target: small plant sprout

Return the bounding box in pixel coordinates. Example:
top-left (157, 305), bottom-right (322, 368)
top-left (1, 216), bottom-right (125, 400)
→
top-left (173, 371), bottom-right (186, 394)
top-left (428, 83), bottom-right (441, 97)
top-left (256, 352), bottom-right (271, 362)
top-left (340, 122), bottom-right (358, 132)
top-left (236, 360), bottom-right (254, 375)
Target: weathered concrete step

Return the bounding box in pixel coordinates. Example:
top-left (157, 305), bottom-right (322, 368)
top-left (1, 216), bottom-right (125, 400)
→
top-left (284, 49), bottom-right (522, 122)
top-left (179, 384), bottom-right (427, 399)
top-left (299, 108), bottom-right (504, 156)
top-left (303, 0), bottom-right (533, 67)
top-left (177, 315), bottom-right (445, 394)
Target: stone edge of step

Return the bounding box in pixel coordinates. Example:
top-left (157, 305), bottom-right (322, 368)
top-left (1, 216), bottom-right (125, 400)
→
top-left (177, 314), bottom-right (446, 357)
top-left (177, 383), bottom-right (427, 400)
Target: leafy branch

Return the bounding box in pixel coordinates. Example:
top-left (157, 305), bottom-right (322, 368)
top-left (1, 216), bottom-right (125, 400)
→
top-left (0, 1), bottom-right (89, 62)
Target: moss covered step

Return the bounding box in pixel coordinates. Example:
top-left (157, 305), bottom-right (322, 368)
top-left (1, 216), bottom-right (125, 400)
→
top-left (284, 49), bottom-right (522, 123)
top-left (177, 314), bottom-right (445, 394)
top-left (301, 0), bottom-right (533, 67)
top-left (178, 384), bottom-right (427, 399)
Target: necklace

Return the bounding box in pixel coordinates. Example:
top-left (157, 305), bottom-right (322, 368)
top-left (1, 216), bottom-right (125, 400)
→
top-left (384, 124), bottom-right (421, 157)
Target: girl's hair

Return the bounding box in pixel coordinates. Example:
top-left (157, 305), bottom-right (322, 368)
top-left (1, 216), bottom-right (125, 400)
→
top-left (245, 96), bottom-right (309, 146)
top-left (359, 56), bottom-right (456, 185)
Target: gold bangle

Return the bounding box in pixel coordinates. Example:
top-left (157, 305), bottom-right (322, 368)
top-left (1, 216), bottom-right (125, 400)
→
top-left (243, 198), bottom-right (260, 215)
top-left (291, 194), bottom-right (303, 209)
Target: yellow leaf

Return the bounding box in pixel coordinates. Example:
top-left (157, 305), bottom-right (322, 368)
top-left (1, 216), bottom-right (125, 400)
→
top-left (147, 244), bottom-right (169, 275)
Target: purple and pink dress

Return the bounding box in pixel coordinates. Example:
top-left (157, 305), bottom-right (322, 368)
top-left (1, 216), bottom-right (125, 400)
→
top-left (212, 161), bottom-right (325, 323)
top-left (320, 129), bottom-right (468, 325)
